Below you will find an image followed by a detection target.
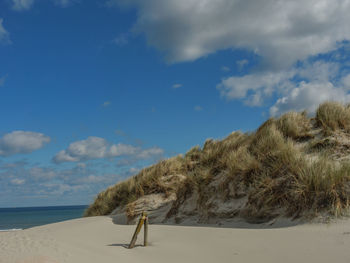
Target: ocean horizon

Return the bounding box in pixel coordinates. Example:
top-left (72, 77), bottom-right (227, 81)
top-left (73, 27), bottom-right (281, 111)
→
top-left (0, 205), bottom-right (88, 231)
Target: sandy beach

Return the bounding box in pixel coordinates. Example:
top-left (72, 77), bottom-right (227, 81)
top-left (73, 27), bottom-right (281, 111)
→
top-left (0, 216), bottom-right (349, 263)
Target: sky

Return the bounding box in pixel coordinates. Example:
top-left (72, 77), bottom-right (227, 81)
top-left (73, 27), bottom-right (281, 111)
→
top-left (1, 0), bottom-right (350, 207)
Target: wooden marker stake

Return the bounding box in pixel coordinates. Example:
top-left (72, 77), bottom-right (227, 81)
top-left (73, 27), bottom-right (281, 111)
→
top-left (128, 211), bottom-right (148, 249)
top-left (144, 215), bottom-right (148, 247)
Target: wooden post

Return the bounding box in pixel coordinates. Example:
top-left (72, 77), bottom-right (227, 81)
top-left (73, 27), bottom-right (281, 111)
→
top-left (128, 211), bottom-right (147, 249)
top-left (144, 214), bottom-right (148, 247)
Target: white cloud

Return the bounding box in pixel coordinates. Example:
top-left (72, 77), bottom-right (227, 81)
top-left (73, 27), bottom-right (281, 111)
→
top-left (342, 74), bottom-right (350, 90)
top-left (136, 147), bottom-right (163, 159)
top-left (53, 136), bottom-right (164, 163)
top-left (0, 19), bottom-right (10, 44)
top-left (109, 143), bottom-right (138, 156)
top-left (0, 131), bottom-right (50, 157)
top-left (297, 61), bottom-right (340, 83)
top-left (172, 83), bottom-right (183, 89)
top-left (12, 0), bottom-right (35, 11)
top-left (53, 137), bottom-right (109, 163)
top-left (270, 81), bottom-right (350, 116)
top-left (217, 61), bottom-right (340, 106)
top-left (107, 0), bottom-right (350, 114)
top-left (217, 70), bottom-right (294, 106)
top-left (108, 0), bottom-right (350, 67)
top-left (217, 59), bottom-right (350, 113)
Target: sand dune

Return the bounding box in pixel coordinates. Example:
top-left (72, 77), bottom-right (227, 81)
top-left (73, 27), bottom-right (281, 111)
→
top-left (1, 216), bottom-right (350, 263)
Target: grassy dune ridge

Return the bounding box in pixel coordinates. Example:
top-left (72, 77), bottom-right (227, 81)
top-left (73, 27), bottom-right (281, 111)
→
top-left (85, 102), bottom-right (350, 222)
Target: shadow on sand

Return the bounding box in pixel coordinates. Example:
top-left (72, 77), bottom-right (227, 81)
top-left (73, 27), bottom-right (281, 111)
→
top-left (110, 214), bottom-right (305, 229)
top-left (107, 243), bottom-right (143, 249)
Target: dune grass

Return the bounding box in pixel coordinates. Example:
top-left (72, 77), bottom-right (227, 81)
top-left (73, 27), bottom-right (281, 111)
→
top-left (276, 111), bottom-right (312, 139)
top-left (85, 102), bottom-right (350, 221)
top-left (316, 102), bottom-right (350, 132)
top-left (84, 156), bottom-right (186, 216)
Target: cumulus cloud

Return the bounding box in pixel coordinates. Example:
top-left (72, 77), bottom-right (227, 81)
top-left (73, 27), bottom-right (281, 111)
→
top-left (53, 137), bottom-right (109, 163)
top-left (136, 147), bottom-right (164, 159)
top-left (108, 0), bottom-right (350, 67)
top-left (0, 19), bottom-right (10, 44)
top-left (268, 61), bottom-right (350, 115)
top-left (0, 131), bottom-right (50, 157)
top-left (53, 136), bottom-right (163, 163)
top-left (12, 0), bottom-right (35, 11)
top-left (217, 58), bottom-right (350, 114)
top-left (217, 70), bottom-right (295, 106)
top-left (107, 0), bottom-right (350, 114)
top-left (342, 74), bottom-right (350, 89)
top-left (270, 81), bottom-right (350, 116)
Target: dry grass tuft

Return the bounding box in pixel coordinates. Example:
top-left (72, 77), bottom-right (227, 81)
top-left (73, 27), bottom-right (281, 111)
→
top-left (316, 102), bottom-right (350, 132)
top-left (276, 111), bottom-right (312, 139)
top-left (292, 159), bottom-right (350, 216)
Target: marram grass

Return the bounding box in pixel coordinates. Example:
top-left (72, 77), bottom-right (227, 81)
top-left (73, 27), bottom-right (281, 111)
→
top-left (85, 102), bottom-right (350, 221)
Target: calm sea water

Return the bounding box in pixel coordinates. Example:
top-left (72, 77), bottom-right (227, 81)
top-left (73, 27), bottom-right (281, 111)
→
top-left (0, 205), bottom-right (88, 231)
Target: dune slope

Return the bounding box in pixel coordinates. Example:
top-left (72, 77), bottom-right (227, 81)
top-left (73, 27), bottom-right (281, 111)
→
top-left (85, 102), bottom-right (350, 224)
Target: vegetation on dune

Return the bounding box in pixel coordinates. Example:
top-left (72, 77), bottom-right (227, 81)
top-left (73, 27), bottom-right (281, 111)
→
top-left (316, 102), bottom-right (350, 132)
top-left (84, 157), bottom-right (185, 216)
top-left (85, 101), bottom-right (350, 222)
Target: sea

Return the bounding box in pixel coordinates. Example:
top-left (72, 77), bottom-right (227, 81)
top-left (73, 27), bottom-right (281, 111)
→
top-left (0, 205), bottom-right (88, 232)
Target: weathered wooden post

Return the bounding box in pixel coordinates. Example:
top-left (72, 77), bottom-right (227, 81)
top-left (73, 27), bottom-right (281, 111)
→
top-left (128, 211), bottom-right (148, 249)
top-left (144, 213), bottom-right (148, 247)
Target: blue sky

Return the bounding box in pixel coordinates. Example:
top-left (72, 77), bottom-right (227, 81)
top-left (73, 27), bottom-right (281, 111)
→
top-left (1, 0), bottom-right (350, 207)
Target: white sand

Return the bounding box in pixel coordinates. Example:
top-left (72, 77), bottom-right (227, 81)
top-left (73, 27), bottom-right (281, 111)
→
top-left (1, 216), bottom-right (350, 263)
